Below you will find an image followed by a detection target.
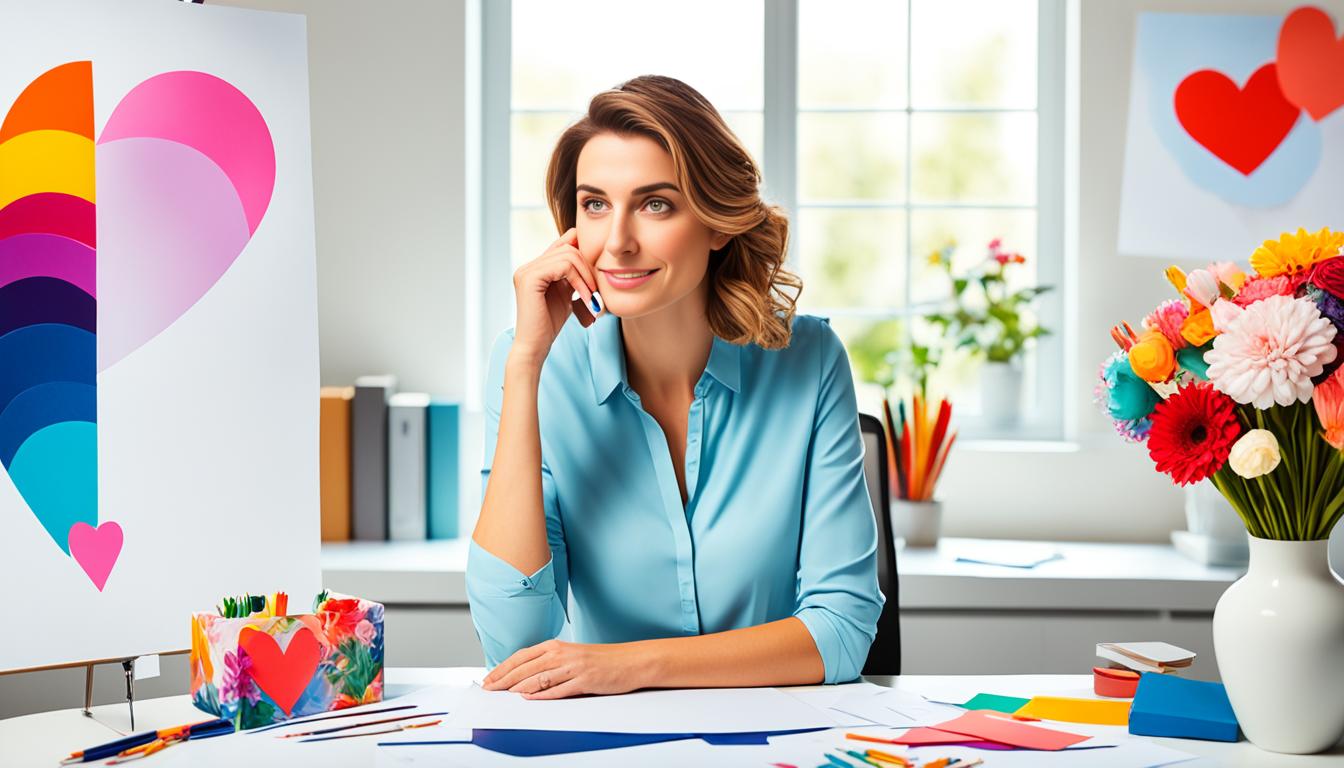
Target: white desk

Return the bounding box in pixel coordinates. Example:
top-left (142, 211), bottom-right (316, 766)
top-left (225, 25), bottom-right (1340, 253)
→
top-left (4, 667), bottom-right (1340, 767)
top-left (320, 538), bottom-right (1244, 677)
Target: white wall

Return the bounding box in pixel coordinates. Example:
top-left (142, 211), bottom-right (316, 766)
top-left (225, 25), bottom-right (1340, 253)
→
top-left (212, 0), bottom-right (471, 399)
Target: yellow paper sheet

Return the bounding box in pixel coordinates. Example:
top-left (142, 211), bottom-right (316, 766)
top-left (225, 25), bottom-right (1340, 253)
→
top-left (1014, 696), bottom-right (1131, 726)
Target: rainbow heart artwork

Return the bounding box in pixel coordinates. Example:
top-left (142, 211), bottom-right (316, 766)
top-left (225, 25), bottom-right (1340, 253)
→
top-left (0, 61), bottom-right (274, 591)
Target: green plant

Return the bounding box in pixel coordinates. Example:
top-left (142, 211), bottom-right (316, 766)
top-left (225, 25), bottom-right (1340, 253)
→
top-left (923, 238), bottom-right (1052, 364)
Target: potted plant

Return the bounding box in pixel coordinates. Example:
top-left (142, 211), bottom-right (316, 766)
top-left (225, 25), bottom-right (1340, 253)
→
top-left (925, 238), bottom-right (1052, 429)
top-left (1096, 227), bottom-right (1344, 754)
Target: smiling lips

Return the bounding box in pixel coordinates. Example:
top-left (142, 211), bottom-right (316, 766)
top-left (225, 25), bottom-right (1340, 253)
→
top-left (601, 268), bottom-right (660, 288)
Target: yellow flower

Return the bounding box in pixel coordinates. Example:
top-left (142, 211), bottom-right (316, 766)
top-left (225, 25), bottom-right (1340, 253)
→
top-left (1250, 227), bottom-right (1344, 278)
top-left (1165, 266), bottom-right (1188, 294)
top-left (1128, 330), bottom-right (1177, 383)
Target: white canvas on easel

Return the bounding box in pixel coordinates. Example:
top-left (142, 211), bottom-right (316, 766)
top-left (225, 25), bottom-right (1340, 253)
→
top-left (0, 0), bottom-right (320, 672)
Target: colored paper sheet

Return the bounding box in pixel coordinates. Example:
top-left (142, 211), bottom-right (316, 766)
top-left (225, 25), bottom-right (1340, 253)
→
top-left (961, 693), bottom-right (1031, 714)
top-left (1015, 696), bottom-right (1132, 726)
top-left (893, 727), bottom-right (988, 746)
top-left (930, 710), bottom-right (1091, 750)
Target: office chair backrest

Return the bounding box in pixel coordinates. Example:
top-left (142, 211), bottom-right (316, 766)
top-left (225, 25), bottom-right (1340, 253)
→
top-left (858, 413), bottom-right (901, 675)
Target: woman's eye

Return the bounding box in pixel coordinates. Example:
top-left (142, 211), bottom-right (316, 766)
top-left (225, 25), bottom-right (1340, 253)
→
top-left (646, 199), bottom-right (671, 213)
top-left (582, 199), bottom-right (606, 213)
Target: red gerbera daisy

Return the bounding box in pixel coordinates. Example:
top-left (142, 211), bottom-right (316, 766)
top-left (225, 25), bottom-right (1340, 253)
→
top-left (1147, 383), bottom-right (1241, 485)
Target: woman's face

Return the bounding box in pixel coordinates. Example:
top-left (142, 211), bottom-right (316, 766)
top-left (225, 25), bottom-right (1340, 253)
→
top-left (575, 132), bottom-right (730, 319)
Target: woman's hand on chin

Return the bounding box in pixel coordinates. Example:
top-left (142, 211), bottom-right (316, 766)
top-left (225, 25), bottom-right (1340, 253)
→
top-left (480, 638), bottom-right (652, 700)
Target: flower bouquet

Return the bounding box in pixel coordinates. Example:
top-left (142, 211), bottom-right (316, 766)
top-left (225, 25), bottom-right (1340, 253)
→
top-left (1096, 227), bottom-right (1344, 754)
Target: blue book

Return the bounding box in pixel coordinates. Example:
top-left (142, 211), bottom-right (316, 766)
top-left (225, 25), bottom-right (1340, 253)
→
top-left (427, 400), bottom-right (460, 539)
top-left (1129, 672), bottom-right (1240, 742)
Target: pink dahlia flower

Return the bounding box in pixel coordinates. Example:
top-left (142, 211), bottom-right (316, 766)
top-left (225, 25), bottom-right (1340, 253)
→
top-left (1143, 300), bottom-right (1189, 349)
top-left (1232, 274), bottom-right (1301, 307)
top-left (1205, 295), bottom-right (1338, 408)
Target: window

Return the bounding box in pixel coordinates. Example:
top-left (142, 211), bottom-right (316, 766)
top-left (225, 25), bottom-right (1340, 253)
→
top-left (482, 0), bottom-right (1064, 438)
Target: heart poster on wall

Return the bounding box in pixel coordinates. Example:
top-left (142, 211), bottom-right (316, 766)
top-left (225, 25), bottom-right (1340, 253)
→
top-left (0, 0), bottom-right (320, 671)
top-left (1118, 6), bottom-right (1344, 260)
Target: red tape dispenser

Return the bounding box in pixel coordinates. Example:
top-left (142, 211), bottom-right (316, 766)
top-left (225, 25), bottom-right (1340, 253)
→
top-left (1094, 666), bottom-right (1141, 698)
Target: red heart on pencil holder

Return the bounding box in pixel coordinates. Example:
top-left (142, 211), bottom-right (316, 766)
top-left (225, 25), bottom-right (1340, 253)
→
top-left (238, 626), bottom-right (320, 716)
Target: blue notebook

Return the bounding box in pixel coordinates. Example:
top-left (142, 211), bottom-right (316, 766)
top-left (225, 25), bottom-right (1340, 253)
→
top-left (1128, 672), bottom-right (1240, 742)
top-left (426, 400), bottom-right (460, 539)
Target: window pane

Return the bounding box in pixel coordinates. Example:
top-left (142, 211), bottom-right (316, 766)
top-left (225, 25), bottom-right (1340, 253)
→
top-left (798, 113), bottom-right (906, 203)
top-left (910, 0), bottom-right (1037, 108)
top-left (909, 208), bottom-right (1037, 304)
top-left (797, 208), bottom-right (906, 310)
top-left (512, 0), bottom-right (763, 112)
top-left (512, 112), bottom-right (578, 207)
top-left (799, 0), bottom-right (907, 109)
top-left (511, 207), bottom-right (559, 270)
top-left (829, 315), bottom-right (906, 416)
top-left (722, 111), bottom-right (765, 172)
top-left (910, 112), bottom-right (1036, 204)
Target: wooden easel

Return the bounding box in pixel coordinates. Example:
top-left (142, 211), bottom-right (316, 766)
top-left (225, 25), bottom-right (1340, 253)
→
top-left (2, 649), bottom-right (188, 730)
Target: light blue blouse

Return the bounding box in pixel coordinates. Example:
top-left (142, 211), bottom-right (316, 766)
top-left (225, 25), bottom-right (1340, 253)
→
top-left (466, 312), bottom-right (885, 684)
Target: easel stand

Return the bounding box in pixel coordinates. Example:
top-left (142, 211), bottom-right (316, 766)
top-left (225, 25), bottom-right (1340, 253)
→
top-left (80, 657), bottom-right (138, 731)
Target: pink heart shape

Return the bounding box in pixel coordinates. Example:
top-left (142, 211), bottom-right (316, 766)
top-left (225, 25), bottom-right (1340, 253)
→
top-left (95, 71), bottom-right (275, 371)
top-left (67, 521), bottom-right (123, 591)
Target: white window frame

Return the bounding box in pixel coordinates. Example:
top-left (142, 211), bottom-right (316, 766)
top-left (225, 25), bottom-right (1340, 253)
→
top-left (473, 0), bottom-right (1068, 441)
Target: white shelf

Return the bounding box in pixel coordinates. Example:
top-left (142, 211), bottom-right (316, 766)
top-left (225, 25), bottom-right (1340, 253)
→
top-left (321, 537), bottom-right (1244, 613)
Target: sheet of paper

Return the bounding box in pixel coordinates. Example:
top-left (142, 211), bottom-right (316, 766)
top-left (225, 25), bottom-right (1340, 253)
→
top-left (780, 682), bottom-right (887, 726)
top-left (377, 724), bottom-right (473, 745)
top-left (961, 693), bottom-right (1030, 713)
top-left (929, 710), bottom-right (1091, 750)
top-left (440, 683), bottom-right (845, 734)
top-left (823, 686), bottom-right (964, 728)
top-left (949, 541), bottom-right (1063, 568)
top-left (1016, 696), bottom-right (1132, 726)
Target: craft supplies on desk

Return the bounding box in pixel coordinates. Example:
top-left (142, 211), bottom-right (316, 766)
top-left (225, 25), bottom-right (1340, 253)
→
top-left (60, 718), bottom-right (232, 765)
top-left (189, 590), bottom-right (384, 730)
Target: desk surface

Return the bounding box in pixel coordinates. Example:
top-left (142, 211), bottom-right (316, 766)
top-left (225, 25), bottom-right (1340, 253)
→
top-left (321, 537), bottom-right (1245, 611)
top-left (4, 667), bottom-right (1339, 767)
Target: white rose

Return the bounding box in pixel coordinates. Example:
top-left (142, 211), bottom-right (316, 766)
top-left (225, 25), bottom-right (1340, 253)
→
top-left (1228, 429), bottom-right (1281, 479)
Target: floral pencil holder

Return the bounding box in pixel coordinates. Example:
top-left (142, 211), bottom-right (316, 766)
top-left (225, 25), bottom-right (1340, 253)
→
top-left (189, 592), bottom-right (384, 730)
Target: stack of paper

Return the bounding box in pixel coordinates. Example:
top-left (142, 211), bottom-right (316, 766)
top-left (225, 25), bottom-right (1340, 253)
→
top-left (1097, 642), bottom-right (1195, 674)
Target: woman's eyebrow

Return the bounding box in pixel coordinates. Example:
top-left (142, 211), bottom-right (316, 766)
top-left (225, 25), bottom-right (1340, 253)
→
top-left (576, 182), bottom-right (679, 196)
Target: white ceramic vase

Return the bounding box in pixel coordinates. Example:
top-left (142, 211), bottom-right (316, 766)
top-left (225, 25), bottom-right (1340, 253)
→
top-left (1212, 536), bottom-right (1344, 753)
top-left (980, 361), bottom-right (1022, 430)
top-left (890, 499), bottom-right (941, 548)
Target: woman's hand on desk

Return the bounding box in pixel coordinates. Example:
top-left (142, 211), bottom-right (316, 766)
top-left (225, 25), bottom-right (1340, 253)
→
top-left (481, 638), bottom-right (649, 700)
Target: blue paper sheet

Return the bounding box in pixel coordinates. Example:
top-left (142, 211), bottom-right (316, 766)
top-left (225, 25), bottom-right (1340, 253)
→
top-left (384, 727), bottom-right (830, 757)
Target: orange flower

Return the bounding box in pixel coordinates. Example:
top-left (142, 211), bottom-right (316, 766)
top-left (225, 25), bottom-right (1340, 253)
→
top-left (1181, 307), bottom-right (1217, 346)
top-left (1314, 367), bottom-right (1344, 450)
top-left (1128, 330), bottom-right (1177, 383)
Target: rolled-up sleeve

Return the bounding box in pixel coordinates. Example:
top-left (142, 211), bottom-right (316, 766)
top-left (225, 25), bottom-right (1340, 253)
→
top-left (466, 328), bottom-right (570, 668)
top-left (793, 319), bottom-right (885, 684)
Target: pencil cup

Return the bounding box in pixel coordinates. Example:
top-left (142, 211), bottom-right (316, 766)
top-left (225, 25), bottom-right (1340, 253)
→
top-left (189, 591), bottom-right (385, 730)
top-left (891, 499), bottom-right (942, 548)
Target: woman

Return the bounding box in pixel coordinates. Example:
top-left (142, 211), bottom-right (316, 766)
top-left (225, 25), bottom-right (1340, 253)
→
top-left (468, 75), bottom-right (883, 700)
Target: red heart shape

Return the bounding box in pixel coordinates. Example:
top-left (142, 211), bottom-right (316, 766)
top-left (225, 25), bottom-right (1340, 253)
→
top-left (238, 626), bottom-right (320, 716)
top-left (1174, 63), bottom-right (1300, 176)
top-left (1277, 6), bottom-right (1344, 120)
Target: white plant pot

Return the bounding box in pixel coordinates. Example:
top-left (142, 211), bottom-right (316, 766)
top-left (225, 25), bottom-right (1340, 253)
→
top-left (980, 361), bottom-right (1022, 430)
top-left (1213, 536), bottom-right (1344, 753)
top-left (890, 499), bottom-right (942, 548)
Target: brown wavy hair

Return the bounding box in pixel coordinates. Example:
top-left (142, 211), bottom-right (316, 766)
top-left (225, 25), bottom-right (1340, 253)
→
top-left (544, 75), bottom-right (802, 349)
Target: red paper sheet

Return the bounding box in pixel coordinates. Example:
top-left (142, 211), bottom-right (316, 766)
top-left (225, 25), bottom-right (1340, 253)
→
top-left (928, 710), bottom-right (1090, 750)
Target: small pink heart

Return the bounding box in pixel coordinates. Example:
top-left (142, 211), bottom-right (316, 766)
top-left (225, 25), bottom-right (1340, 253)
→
top-left (68, 521), bottom-right (123, 591)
